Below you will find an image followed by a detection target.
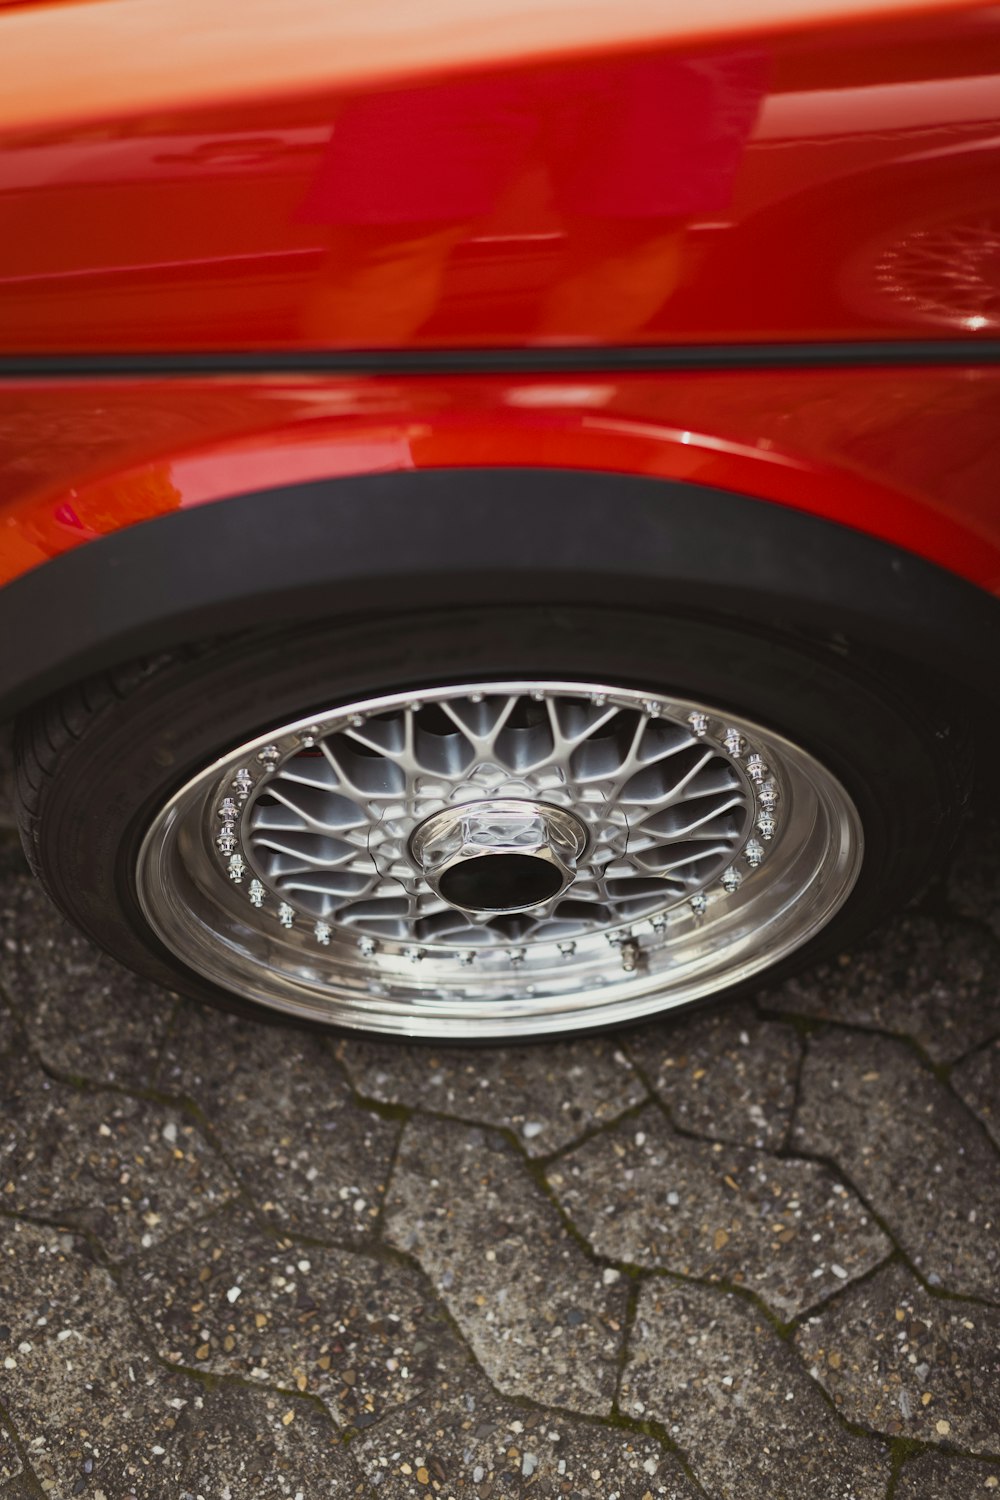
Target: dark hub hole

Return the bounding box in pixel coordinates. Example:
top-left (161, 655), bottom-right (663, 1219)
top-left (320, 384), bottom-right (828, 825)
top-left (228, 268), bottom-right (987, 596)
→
top-left (438, 853), bottom-right (564, 912)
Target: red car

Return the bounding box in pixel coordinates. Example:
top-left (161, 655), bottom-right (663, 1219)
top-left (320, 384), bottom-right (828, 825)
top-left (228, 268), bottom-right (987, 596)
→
top-left (0, 0), bottom-right (997, 1040)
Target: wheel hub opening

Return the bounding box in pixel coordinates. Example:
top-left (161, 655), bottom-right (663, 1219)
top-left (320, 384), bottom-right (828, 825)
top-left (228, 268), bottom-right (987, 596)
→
top-left (437, 852), bottom-right (566, 913)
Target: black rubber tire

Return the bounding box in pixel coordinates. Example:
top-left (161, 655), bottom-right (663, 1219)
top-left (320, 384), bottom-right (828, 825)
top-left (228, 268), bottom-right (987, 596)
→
top-left (14, 605), bottom-right (972, 1035)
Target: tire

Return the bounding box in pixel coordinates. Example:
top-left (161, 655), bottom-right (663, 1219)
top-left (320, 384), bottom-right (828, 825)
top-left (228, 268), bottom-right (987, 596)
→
top-left (15, 605), bottom-right (970, 1041)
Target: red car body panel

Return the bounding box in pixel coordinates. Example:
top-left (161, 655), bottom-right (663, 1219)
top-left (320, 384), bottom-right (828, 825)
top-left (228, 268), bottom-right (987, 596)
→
top-left (1, 9), bottom-right (998, 353)
top-left (2, 367), bottom-right (999, 593)
top-left (0, 0), bottom-right (998, 599)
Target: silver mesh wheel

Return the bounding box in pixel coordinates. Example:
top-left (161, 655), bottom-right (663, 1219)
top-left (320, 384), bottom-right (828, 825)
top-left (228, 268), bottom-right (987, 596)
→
top-left (136, 680), bottom-right (863, 1038)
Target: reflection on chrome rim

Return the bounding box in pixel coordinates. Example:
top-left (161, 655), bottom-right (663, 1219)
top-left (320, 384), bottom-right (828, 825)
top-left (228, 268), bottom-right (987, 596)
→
top-left (136, 680), bottom-right (863, 1038)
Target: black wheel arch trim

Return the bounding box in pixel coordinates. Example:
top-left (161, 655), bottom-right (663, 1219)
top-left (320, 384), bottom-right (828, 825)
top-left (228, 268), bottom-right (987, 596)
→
top-left (1, 467), bottom-right (998, 715)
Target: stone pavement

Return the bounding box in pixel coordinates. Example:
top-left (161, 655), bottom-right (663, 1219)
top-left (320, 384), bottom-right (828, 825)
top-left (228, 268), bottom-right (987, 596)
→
top-left (0, 819), bottom-right (998, 1500)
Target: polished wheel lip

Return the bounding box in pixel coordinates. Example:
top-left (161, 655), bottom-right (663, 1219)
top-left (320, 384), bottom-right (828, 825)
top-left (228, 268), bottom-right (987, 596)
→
top-left (135, 680), bottom-right (864, 1039)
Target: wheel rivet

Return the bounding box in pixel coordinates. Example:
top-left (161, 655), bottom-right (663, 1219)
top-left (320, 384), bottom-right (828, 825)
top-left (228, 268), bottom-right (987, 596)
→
top-left (746, 754), bottom-right (767, 782)
top-left (744, 839), bottom-right (765, 868)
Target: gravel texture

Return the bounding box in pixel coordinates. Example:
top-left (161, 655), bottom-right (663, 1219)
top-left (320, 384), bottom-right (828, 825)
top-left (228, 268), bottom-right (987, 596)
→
top-left (1, 816), bottom-right (999, 1496)
top-left (157, 1001), bottom-right (400, 1241)
top-left (121, 1203), bottom-right (474, 1428)
top-left (893, 1451), bottom-right (1000, 1498)
top-left (0, 857), bottom-right (176, 1089)
top-left (620, 1280), bottom-right (891, 1500)
top-left (795, 1261), bottom-right (1000, 1450)
top-left (0, 1217), bottom-right (203, 1497)
top-left (169, 1384), bottom-right (367, 1497)
top-left (0, 1075), bottom-right (235, 1257)
top-left (763, 914), bottom-right (1000, 1063)
top-left (547, 1104), bottom-right (892, 1318)
top-left (952, 1038), bottom-right (1000, 1149)
top-left (354, 1369), bottom-right (703, 1499)
top-left (793, 1029), bottom-right (1000, 1301)
top-left (336, 1034), bottom-right (648, 1157)
top-left (384, 1117), bottom-right (628, 1415)
top-left (624, 1001), bottom-right (801, 1148)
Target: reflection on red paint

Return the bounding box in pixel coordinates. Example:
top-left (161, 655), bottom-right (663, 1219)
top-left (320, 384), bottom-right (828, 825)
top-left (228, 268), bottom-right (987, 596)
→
top-left (298, 53), bottom-right (768, 343)
top-left (0, 10), bottom-right (997, 350)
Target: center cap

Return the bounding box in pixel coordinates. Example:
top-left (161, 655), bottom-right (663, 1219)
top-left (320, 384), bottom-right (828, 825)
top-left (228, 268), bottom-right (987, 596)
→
top-left (409, 798), bottom-right (588, 914)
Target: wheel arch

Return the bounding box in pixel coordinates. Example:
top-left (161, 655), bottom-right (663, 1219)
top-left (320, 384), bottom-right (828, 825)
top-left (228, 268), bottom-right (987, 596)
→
top-left (1, 465), bottom-right (999, 717)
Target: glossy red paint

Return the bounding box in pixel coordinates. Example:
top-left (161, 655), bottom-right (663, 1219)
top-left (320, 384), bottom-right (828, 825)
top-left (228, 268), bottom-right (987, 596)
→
top-left (0, 0), bottom-right (998, 601)
top-left (2, 366), bottom-right (999, 591)
top-left (0, 8), bottom-right (997, 352)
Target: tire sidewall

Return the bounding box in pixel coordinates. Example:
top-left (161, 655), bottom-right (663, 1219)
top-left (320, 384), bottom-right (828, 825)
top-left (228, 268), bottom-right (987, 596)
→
top-left (24, 605), bottom-right (959, 1030)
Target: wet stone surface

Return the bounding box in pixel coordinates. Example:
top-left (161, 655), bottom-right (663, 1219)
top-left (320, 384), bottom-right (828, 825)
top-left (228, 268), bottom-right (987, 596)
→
top-left (336, 1034), bottom-right (647, 1157)
top-left (157, 1002), bottom-right (399, 1240)
top-left (1, 824), bottom-right (1000, 1494)
top-left (796, 1261), bottom-right (1000, 1452)
top-left (354, 1370), bottom-right (702, 1499)
top-left (621, 1280), bottom-right (891, 1500)
top-left (625, 1001), bottom-right (801, 1149)
top-left (763, 914), bottom-right (1000, 1064)
top-left (122, 1203), bottom-right (474, 1429)
top-left (385, 1117), bottom-right (628, 1415)
top-left (794, 1029), bottom-right (1000, 1301)
top-left (548, 1105), bottom-right (892, 1318)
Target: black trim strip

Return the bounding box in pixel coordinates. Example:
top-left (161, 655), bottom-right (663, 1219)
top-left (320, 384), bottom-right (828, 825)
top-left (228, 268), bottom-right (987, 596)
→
top-left (1, 340), bottom-right (1000, 378)
top-left (2, 468), bottom-right (999, 715)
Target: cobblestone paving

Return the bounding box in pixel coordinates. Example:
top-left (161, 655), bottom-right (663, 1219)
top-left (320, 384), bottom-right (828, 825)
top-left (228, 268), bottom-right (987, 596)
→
top-left (0, 816), bottom-right (998, 1500)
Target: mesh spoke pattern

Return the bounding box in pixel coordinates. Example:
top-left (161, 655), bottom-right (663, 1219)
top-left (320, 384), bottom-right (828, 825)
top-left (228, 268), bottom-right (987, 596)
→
top-left (136, 678), bottom-right (862, 1037)
top-left (240, 688), bottom-right (754, 948)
